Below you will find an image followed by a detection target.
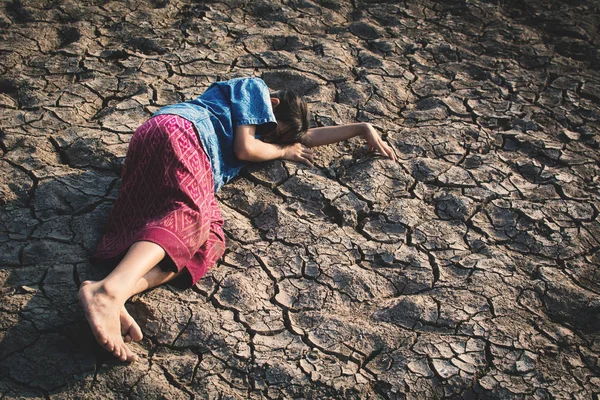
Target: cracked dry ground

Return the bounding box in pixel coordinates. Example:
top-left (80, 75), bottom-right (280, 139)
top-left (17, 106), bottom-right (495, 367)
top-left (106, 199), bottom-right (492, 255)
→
top-left (0, 0), bottom-right (599, 398)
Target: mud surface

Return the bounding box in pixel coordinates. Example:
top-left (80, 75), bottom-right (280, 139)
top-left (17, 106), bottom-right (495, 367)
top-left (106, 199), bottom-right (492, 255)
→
top-left (1, 0), bottom-right (599, 398)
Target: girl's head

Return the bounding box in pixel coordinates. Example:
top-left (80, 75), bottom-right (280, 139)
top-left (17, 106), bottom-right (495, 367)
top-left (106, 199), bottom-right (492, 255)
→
top-left (264, 90), bottom-right (309, 144)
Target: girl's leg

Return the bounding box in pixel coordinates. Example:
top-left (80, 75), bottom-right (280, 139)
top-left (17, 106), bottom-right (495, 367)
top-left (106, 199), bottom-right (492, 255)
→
top-left (119, 259), bottom-right (190, 345)
top-left (117, 224), bottom-right (226, 359)
top-left (82, 226), bottom-right (225, 362)
top-left (119, 263), bottom-right (184, 344)
top-left (79, 241), bottom-right (173, 361)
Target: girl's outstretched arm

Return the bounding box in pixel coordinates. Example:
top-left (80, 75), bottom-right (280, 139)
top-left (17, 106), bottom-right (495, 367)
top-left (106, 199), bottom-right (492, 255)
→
top-left (303, 122), bottom-right (396, 161)
top-left (233, 124), bottom-right (315, 167)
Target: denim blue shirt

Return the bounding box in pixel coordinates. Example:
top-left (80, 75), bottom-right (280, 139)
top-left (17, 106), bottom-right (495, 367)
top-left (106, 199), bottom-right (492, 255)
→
top-left (153, 77), bottom-right (277, 192)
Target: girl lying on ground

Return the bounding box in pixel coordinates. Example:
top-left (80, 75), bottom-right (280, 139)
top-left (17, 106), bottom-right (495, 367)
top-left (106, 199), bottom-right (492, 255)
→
top-left (79, 77), bottom-right (396, 362)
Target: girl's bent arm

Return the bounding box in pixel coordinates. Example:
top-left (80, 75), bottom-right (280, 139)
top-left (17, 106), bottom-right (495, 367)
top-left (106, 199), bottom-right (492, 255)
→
top-left (303, 122), bottom-right (396, 161)
top-left (233, 124), bottom-right (314, 167)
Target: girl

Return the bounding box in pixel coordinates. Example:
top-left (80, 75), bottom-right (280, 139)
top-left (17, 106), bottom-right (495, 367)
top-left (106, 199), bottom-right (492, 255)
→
top-left (79, 77), bottom-right (396, 362)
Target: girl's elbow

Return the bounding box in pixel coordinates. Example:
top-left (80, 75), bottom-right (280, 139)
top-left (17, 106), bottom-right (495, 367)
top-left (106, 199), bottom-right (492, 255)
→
top-left (234, 147), bottom-right (250, 161)
top-left (234, 143), bottom-right (258, 161)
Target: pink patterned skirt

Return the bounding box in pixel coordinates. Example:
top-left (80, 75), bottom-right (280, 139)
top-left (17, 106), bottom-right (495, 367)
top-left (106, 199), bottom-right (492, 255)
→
top-left (92, 114), bottom-right (225, 287)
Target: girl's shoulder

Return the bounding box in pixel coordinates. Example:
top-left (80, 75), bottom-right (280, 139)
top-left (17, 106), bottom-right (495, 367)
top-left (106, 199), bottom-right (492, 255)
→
top-left (211, 77), bottom-right (268, 91)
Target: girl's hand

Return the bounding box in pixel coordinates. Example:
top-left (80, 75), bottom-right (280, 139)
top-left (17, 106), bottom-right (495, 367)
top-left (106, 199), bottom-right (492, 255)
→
top-left (282, 143), bottom-right (315, 167)
top-left (362, 123), bottom-right (396, 161)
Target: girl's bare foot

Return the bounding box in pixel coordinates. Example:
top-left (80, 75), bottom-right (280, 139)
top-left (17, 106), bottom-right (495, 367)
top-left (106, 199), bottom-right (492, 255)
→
top-left (78, 280), bottom-right (136, 362)
top-left (121, 306), bottom-right (143, 343)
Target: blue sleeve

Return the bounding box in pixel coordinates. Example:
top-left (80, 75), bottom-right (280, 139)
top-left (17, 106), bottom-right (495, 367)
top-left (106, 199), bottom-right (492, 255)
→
top-left (229, 78), bottom-right (277, 135)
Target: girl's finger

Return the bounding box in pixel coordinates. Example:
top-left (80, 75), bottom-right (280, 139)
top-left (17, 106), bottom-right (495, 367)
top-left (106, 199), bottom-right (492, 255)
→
top-left (374, 140), bottom-right (388, 157)
top-left (379, 141), bottom-right (393, 159)
top-left (387, 145), bottom-right (397, 161)
top-left (303, 151), bottom-right (315, 162)
top-left (376, 139), bottom-right (396, 161)
top-left (301, 156), bottom-right (314, 168)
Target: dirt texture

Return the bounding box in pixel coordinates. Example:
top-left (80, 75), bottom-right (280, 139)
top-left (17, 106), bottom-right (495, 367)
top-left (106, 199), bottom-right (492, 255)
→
top-left (1, 0), bottom-right (600, 398)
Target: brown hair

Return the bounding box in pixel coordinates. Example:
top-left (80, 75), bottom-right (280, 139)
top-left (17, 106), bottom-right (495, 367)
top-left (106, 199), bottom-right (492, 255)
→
top-left (269, 90), bottom-right (309, 144)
